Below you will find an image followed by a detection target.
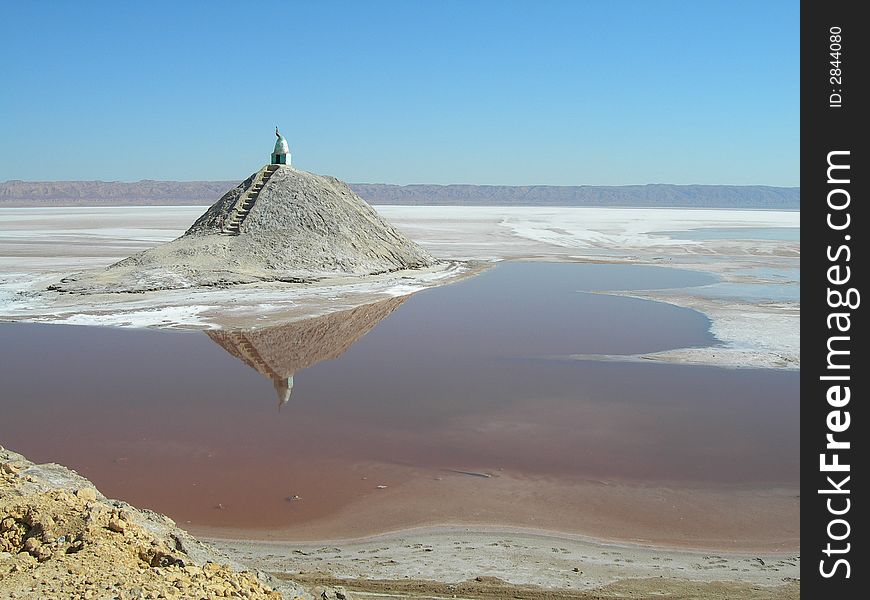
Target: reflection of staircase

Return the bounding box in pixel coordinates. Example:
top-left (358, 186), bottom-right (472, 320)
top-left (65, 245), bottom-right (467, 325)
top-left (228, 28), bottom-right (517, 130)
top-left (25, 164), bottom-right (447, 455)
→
top-left (226, 332), bottom-right (279, 380)
top-left (222, 164), bottom-right (281, 235)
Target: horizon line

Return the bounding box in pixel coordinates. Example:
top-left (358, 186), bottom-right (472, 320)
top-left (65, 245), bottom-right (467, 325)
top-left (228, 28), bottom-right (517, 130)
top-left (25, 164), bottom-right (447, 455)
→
top-left (0, 178), bottom-right (801, 189)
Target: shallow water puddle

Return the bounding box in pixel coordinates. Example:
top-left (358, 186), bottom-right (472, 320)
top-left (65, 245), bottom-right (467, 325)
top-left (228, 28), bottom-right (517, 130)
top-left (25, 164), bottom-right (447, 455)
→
top-left (0, 262), bottom-right (798, 539)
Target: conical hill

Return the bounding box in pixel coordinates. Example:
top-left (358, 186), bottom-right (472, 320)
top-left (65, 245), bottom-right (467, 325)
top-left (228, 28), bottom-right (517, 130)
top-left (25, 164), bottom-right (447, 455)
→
top-left (53, 165), bottom-right (437, 293)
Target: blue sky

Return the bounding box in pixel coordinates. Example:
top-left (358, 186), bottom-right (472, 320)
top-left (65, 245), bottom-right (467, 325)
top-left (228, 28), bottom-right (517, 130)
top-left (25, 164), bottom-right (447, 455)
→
top-left (0, 1), bottom-right (799, 185)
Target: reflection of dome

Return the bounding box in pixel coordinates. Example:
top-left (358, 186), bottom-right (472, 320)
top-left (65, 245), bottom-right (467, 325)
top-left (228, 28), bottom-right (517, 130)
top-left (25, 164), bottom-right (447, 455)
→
top-left (274, 376), bottom-right (294, 407)
top-left (206, 296), bottom-right (408, 407)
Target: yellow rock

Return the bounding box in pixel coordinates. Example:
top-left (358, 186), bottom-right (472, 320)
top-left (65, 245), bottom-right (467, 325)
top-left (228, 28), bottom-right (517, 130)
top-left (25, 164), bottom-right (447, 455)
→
top-left (107, 518), bottom-right (126, 533)
top-left (76, 488), bottom-right (97, 502)
top-left (1, 462), bottom-right (21, 475)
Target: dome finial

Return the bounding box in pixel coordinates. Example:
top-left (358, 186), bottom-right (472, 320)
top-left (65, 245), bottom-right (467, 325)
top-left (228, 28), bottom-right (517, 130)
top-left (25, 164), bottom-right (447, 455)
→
top-left (275, 125), bottom-right (280, 138)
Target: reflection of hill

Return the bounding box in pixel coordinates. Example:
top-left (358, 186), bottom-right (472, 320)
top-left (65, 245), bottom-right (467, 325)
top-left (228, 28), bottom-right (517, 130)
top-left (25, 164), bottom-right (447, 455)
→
top-left (206, 296), bottom-right (407, 406)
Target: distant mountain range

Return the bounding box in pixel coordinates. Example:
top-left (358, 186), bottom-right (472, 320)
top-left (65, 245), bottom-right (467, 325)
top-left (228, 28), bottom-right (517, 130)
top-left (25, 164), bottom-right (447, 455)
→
top-left (0, 180), bottom-right (238, 206)
top-left (0, 179), bottom-right (800, 209)
top-left (350, 183), bottom-right (800, 209)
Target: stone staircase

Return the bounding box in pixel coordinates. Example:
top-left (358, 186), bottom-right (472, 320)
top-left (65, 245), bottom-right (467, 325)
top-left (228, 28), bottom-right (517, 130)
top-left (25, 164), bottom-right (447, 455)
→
top-left (222, 164), bottom-right (281, 235)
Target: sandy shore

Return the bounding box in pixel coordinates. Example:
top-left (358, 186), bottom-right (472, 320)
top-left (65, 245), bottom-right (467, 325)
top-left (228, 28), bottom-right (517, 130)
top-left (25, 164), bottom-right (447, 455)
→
top-left (206, 525), bottom-right (799, 597)
top-left (189, 464), bottom-right (798, 595)
top-left (279, 574), bottom-right (799, 600)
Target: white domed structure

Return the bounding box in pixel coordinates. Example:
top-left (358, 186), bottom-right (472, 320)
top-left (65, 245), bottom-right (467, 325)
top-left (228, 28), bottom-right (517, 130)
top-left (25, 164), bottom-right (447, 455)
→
top-left (271, 126), bottom-right (291, 165)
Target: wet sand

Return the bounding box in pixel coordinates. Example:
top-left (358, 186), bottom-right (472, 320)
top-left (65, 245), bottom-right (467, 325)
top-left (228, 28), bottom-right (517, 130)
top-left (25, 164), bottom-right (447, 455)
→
top-left (189, 465), bottom-right (798, 552)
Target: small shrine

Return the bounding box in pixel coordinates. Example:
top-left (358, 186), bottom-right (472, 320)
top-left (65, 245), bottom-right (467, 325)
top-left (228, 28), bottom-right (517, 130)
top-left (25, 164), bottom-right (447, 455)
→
top-left (271, 126), bottom-right (291, 165)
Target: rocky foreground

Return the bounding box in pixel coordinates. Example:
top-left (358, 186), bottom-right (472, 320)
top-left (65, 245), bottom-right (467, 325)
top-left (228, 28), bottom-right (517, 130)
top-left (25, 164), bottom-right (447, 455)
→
top-left (0, 447), bottom-right (342, 600)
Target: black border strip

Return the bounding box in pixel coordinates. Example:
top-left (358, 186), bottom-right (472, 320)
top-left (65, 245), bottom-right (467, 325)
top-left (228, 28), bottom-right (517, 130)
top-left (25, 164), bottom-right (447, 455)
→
top-left (802, 1), bottom-right (866, 596)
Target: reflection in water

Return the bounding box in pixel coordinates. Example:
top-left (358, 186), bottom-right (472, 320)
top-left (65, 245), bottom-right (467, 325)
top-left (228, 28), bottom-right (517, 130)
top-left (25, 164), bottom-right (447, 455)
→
top-left (206, 296), bottom-right (408, 407)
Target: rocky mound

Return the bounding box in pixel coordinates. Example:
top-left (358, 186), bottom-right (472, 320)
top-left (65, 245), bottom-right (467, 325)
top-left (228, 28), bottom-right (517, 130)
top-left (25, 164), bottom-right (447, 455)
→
top-left (0, 447), bottom-right (310, 599)
top-left (51, 166), bottom-right (438, 294)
